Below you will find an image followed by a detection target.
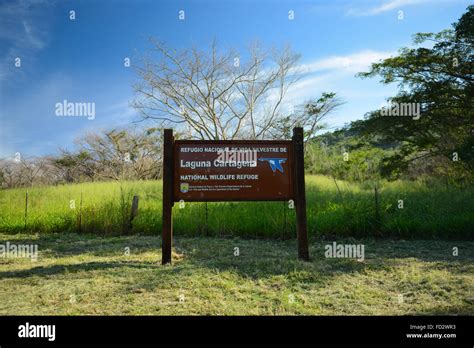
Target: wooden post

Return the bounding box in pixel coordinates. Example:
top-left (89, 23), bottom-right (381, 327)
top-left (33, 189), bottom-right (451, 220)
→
top-left (24, 190), bottom-right (28, 230)
top-left (162, 129), bottom-right (174, 264)
top-left (129, 195), bottom-right (139, 232)
top-left (374, 185), bottom-right (381, 232)
top-left (79, 190), bottom-right (83, 233)
top-left (293, 127), bottom-right (310, 261)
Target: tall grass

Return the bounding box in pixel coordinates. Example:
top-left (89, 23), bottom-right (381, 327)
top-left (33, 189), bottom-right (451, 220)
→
top-left (0, 176), bottom-right (472, 239)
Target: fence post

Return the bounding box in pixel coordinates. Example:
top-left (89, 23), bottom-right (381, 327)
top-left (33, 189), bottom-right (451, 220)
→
top-left (374, 185), bottom-right (381, 232)
top-left (24, 190), bottom-right (28, 230)
top-left (129, 195), bottom-right (139, 232)
top-left (79, 190), bottom-right (83, 233)
top-left (293, 127), bottom-right (310, 261)
top-left (162, 129), bottom-right (174, 264)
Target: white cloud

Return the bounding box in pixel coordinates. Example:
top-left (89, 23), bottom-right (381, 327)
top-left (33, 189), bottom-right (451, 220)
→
top-left (264, 50), bottom-right (399, 130)
top-left (96, 100), bottom-right (139, 126)
top-left (283, 50), bottom-right (394, 103)
top-left (0, 0), bottom-right (53, 81)
top-left (296, 50), bottom-right (393, 75)
top-left (22, 20), bottom-right (46, 50)
top-left (346, 0), bottom-right (452, 17)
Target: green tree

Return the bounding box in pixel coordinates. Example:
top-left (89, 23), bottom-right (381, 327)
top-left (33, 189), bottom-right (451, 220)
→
top-left (352, 6), bottom-right (473, 181)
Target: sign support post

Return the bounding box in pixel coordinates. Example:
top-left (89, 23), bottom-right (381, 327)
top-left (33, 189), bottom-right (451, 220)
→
top-left (293, 127), bottom-right (310, 261)
top-left (162, 129), bottom-right (174, 265)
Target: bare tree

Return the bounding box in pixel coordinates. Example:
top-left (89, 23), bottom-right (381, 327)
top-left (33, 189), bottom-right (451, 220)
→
top-left (0, 127), bottom-right (164, 189)
top-left (0, 157), bottom-right (54, 188)
top-left (270, 92), bottom-right (345, 143)
top-left (132, 39), bottom-right (301, 140)
top-left (74, 127), bottom-right (162, 181)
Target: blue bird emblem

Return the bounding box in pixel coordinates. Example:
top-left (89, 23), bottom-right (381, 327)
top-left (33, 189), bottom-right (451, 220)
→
top-left (258, 158), bottom-right (287, 173)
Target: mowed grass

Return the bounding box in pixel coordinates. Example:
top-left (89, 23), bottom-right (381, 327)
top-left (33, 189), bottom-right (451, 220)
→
top-left (0, 175), bottom-right (473, 238)
top-left (0, 233), bottom-right (472, 315)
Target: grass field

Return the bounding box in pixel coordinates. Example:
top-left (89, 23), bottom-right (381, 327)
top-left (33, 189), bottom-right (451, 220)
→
top-left (0, 233), bottom-right (472, 315)
top-left (0, 175), bottom-right (473, 238)
top-left (1, 176), bottom-right (472, 315)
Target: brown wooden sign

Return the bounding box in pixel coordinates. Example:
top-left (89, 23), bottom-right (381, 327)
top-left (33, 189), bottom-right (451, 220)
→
top-left (161, 128), bottom-right (309, 264)
top-left (174, 140), bottom-right (294, 201)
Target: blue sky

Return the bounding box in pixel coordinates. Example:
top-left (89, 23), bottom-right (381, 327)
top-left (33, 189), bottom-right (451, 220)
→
top-left (0, 0), bottom-right (471, 158)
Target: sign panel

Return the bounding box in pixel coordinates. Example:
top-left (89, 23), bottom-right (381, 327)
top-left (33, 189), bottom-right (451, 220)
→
top-left (174, 140), bottom-right (294, 201)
